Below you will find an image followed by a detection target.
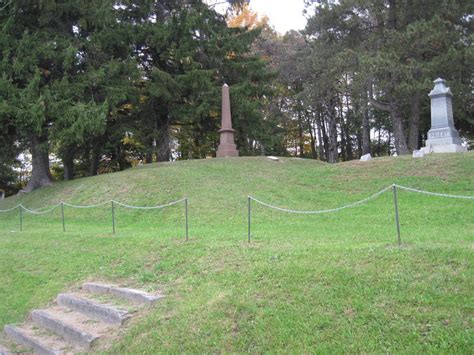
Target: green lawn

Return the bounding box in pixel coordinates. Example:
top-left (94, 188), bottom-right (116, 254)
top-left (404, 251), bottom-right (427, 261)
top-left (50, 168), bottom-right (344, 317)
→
top-left (0, 154), bottom-right (473, 353)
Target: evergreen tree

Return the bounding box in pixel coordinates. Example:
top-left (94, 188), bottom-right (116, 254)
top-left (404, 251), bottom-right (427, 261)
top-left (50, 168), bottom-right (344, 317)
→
top-left (0, 1), bottom-right (139, 188)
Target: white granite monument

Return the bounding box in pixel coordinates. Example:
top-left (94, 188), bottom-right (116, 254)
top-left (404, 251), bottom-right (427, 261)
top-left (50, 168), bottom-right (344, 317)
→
top-left (421, 78), bottom-right (467, 153)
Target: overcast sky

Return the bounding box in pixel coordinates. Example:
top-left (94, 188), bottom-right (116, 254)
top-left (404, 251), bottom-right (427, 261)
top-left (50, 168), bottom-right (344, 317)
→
top-left (249, 0), bottom-right (307, 34)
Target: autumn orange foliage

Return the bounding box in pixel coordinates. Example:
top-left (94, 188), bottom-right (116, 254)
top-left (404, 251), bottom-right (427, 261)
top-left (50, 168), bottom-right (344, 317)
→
top-left (227, 3), bottom-right (269, 29)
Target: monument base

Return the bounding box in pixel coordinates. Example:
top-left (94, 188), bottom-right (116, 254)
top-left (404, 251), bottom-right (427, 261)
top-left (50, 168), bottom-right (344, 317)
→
top-left (421, 144), bottom-right (468, 154)
top-left (216, 149), bottom-right (239, 158)
top-left (216, 143), bottom-right (239, 158)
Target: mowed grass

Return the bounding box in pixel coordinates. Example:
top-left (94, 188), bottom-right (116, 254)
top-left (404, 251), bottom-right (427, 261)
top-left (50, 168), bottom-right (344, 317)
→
top-left (0, 154), bottom-right (473, 353)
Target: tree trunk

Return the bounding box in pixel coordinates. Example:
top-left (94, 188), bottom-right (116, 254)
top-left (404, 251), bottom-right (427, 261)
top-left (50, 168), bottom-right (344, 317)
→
top-left (387, 129), bottom-right (392, 155)
top-left (157, 112), bottom-right (171, 162)
top-left (338, 100), bottom-right (347, 161)
top-left (297, 112), bottom-right (305, 157)
top-left (326, 103), bottom-right (338, 164)
top-left (145, 151), bottom-right (153, 164)
top-left (356, 131), bottom-right (363, 157)
top-left (89, 150), bottom-right (100, 176)
top-left (319, 111), bottom-right (329, 162)
top-left (377, 126), bottom-right (382, 156)
top-left (63, 147), bottom-right (75, 181)
top-left (408, 91), bottom-right (421, 152)
top-left (340, 125), bottom-right (347, 161)
top-left (23, 134), bottom-right (54, 192)
top-left (369, 90), bottom-right (409, 155)
top-left (388, 0), bottom-right (398, 30)
top-left (145, 136), bottom-right (154, 164)
top-left (117, 146), bottom-right (130, 171)
top-left (308, 117), bottom-right (317, 159)
top-left (389, 100), bottom-right (410, 155)
top-left (361, 95), bottom-right (371, 155)
top-left (315, 111), bottom-right (325, 161)
top-left (345, 129), bottom-right (354, 161)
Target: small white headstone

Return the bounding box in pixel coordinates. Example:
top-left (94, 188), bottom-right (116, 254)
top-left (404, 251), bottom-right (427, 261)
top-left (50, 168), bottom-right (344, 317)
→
top-left (0, 191), bottom-right (4, 200)
top-left (267, 156), bottom-right (279, 161)
top-left (412, 150), bottom-right (424, 158)
top-left (360, 153), bottom-right (372, 161)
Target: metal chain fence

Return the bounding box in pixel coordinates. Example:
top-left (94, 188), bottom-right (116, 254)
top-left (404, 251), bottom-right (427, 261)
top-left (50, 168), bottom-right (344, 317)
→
top-left (1, 183), bottom-right (472, 245)
top-left (0, 198), bottom-right (189, 240)
top-left (247, 184), bottom-right (473, 244)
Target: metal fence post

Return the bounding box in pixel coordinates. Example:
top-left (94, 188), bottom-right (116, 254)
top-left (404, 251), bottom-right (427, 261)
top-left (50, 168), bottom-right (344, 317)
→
top-left (185, 198), bottom-right (189, 241)
top-left (61, 202), bottom-right (66, 232)
top-left (392, 185), bottom-right (401, 246)
top-left (248, 196), bottom-right (251, 243)
top-left (111, 201), bottom-right (116, 235)
top-left (19, 206), bottom-right (23, 232)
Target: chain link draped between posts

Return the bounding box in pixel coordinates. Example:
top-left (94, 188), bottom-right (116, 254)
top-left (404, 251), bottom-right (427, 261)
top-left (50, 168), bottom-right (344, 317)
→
top-left (0, 183), bottom-right (472, 244)
top-left (62, 201), bottom-right (110, 209)
top-left (393, 185), bottom-right (474, 199)
top-left (0, 198), bottom-right (189, 240)
top-left (0, 205), bottom-right (20, 213)
top-left (19, 204), bottom-right (61, 215)
top-left (247, 184), bottom-right (473, 245)
top-left (249, 186), bottom-right (392, 214)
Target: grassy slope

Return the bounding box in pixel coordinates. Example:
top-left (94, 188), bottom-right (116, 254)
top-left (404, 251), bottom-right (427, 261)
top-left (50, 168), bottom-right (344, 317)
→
top-left (0, 153), bottom-right (473, 353)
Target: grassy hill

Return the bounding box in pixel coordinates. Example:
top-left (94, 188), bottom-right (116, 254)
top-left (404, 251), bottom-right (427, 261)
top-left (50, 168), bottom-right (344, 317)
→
top-left (0, 153), bottom-right (473, 353)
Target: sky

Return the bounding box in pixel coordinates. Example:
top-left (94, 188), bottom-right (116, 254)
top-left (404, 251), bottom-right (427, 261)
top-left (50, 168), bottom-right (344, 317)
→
top-left (248, 0), bottom-right (307, 34)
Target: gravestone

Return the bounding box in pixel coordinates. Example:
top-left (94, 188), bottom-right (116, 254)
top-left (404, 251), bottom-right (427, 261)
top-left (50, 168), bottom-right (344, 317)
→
top-left (421, 78), bottom-right (467, 153)
top-left (412, 150), bottom-right (424, 158)
top-left (216, 84), bottom-right (239, 158)
top-left (360, 153), bottom-right (372, 162)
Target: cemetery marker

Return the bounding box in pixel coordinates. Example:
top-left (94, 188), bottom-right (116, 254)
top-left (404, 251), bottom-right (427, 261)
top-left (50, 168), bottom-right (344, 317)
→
top-left (421, 78), bottom-right (468, 153)
top-left (216, 84), bottom-right (239, 158)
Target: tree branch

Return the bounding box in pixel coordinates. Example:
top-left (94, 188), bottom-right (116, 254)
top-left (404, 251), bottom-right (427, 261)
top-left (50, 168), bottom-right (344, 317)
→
top-left (368, 84), bottom-right (390, 112)
top-left (369, 96), bottom-right (391, 112)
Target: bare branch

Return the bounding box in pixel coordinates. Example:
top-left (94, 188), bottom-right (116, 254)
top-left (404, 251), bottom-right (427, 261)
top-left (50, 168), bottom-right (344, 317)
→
top-left (369, 97), bottom-right (390, 112)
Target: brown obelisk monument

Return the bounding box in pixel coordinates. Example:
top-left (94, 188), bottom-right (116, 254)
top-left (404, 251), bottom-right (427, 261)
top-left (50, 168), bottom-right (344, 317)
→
top-left (216, 83), bottom-right (239, 158)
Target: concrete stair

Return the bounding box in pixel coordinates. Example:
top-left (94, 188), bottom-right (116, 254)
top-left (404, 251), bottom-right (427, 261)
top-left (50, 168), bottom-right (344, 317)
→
top-left (82, 283), bottom-right (165, 305)
top-left (1, 283), bottom-right (164, 354)
top-left (56, 293), bottom-right (131, 326)
top-left (31, 309), bottom-right (100, 350)
top-left (4, 324), bottom-right (72, 355)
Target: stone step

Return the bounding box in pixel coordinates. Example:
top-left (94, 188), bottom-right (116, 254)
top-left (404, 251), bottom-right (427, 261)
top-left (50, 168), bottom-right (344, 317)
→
top-left (56, 293), bottom-right (131, 325)
top-left (4, 324), bottom-right (73, 355)
top-left (82, 282), bottom-right (165, 305)
top-left (0, 333), bottom-right (32, 354)
top-left (31, 309), bottom-right (99, 350)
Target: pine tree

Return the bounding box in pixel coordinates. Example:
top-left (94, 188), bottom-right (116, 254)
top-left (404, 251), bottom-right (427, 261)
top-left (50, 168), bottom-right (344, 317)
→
top-left (0, 1), bottom-right (138, 188)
